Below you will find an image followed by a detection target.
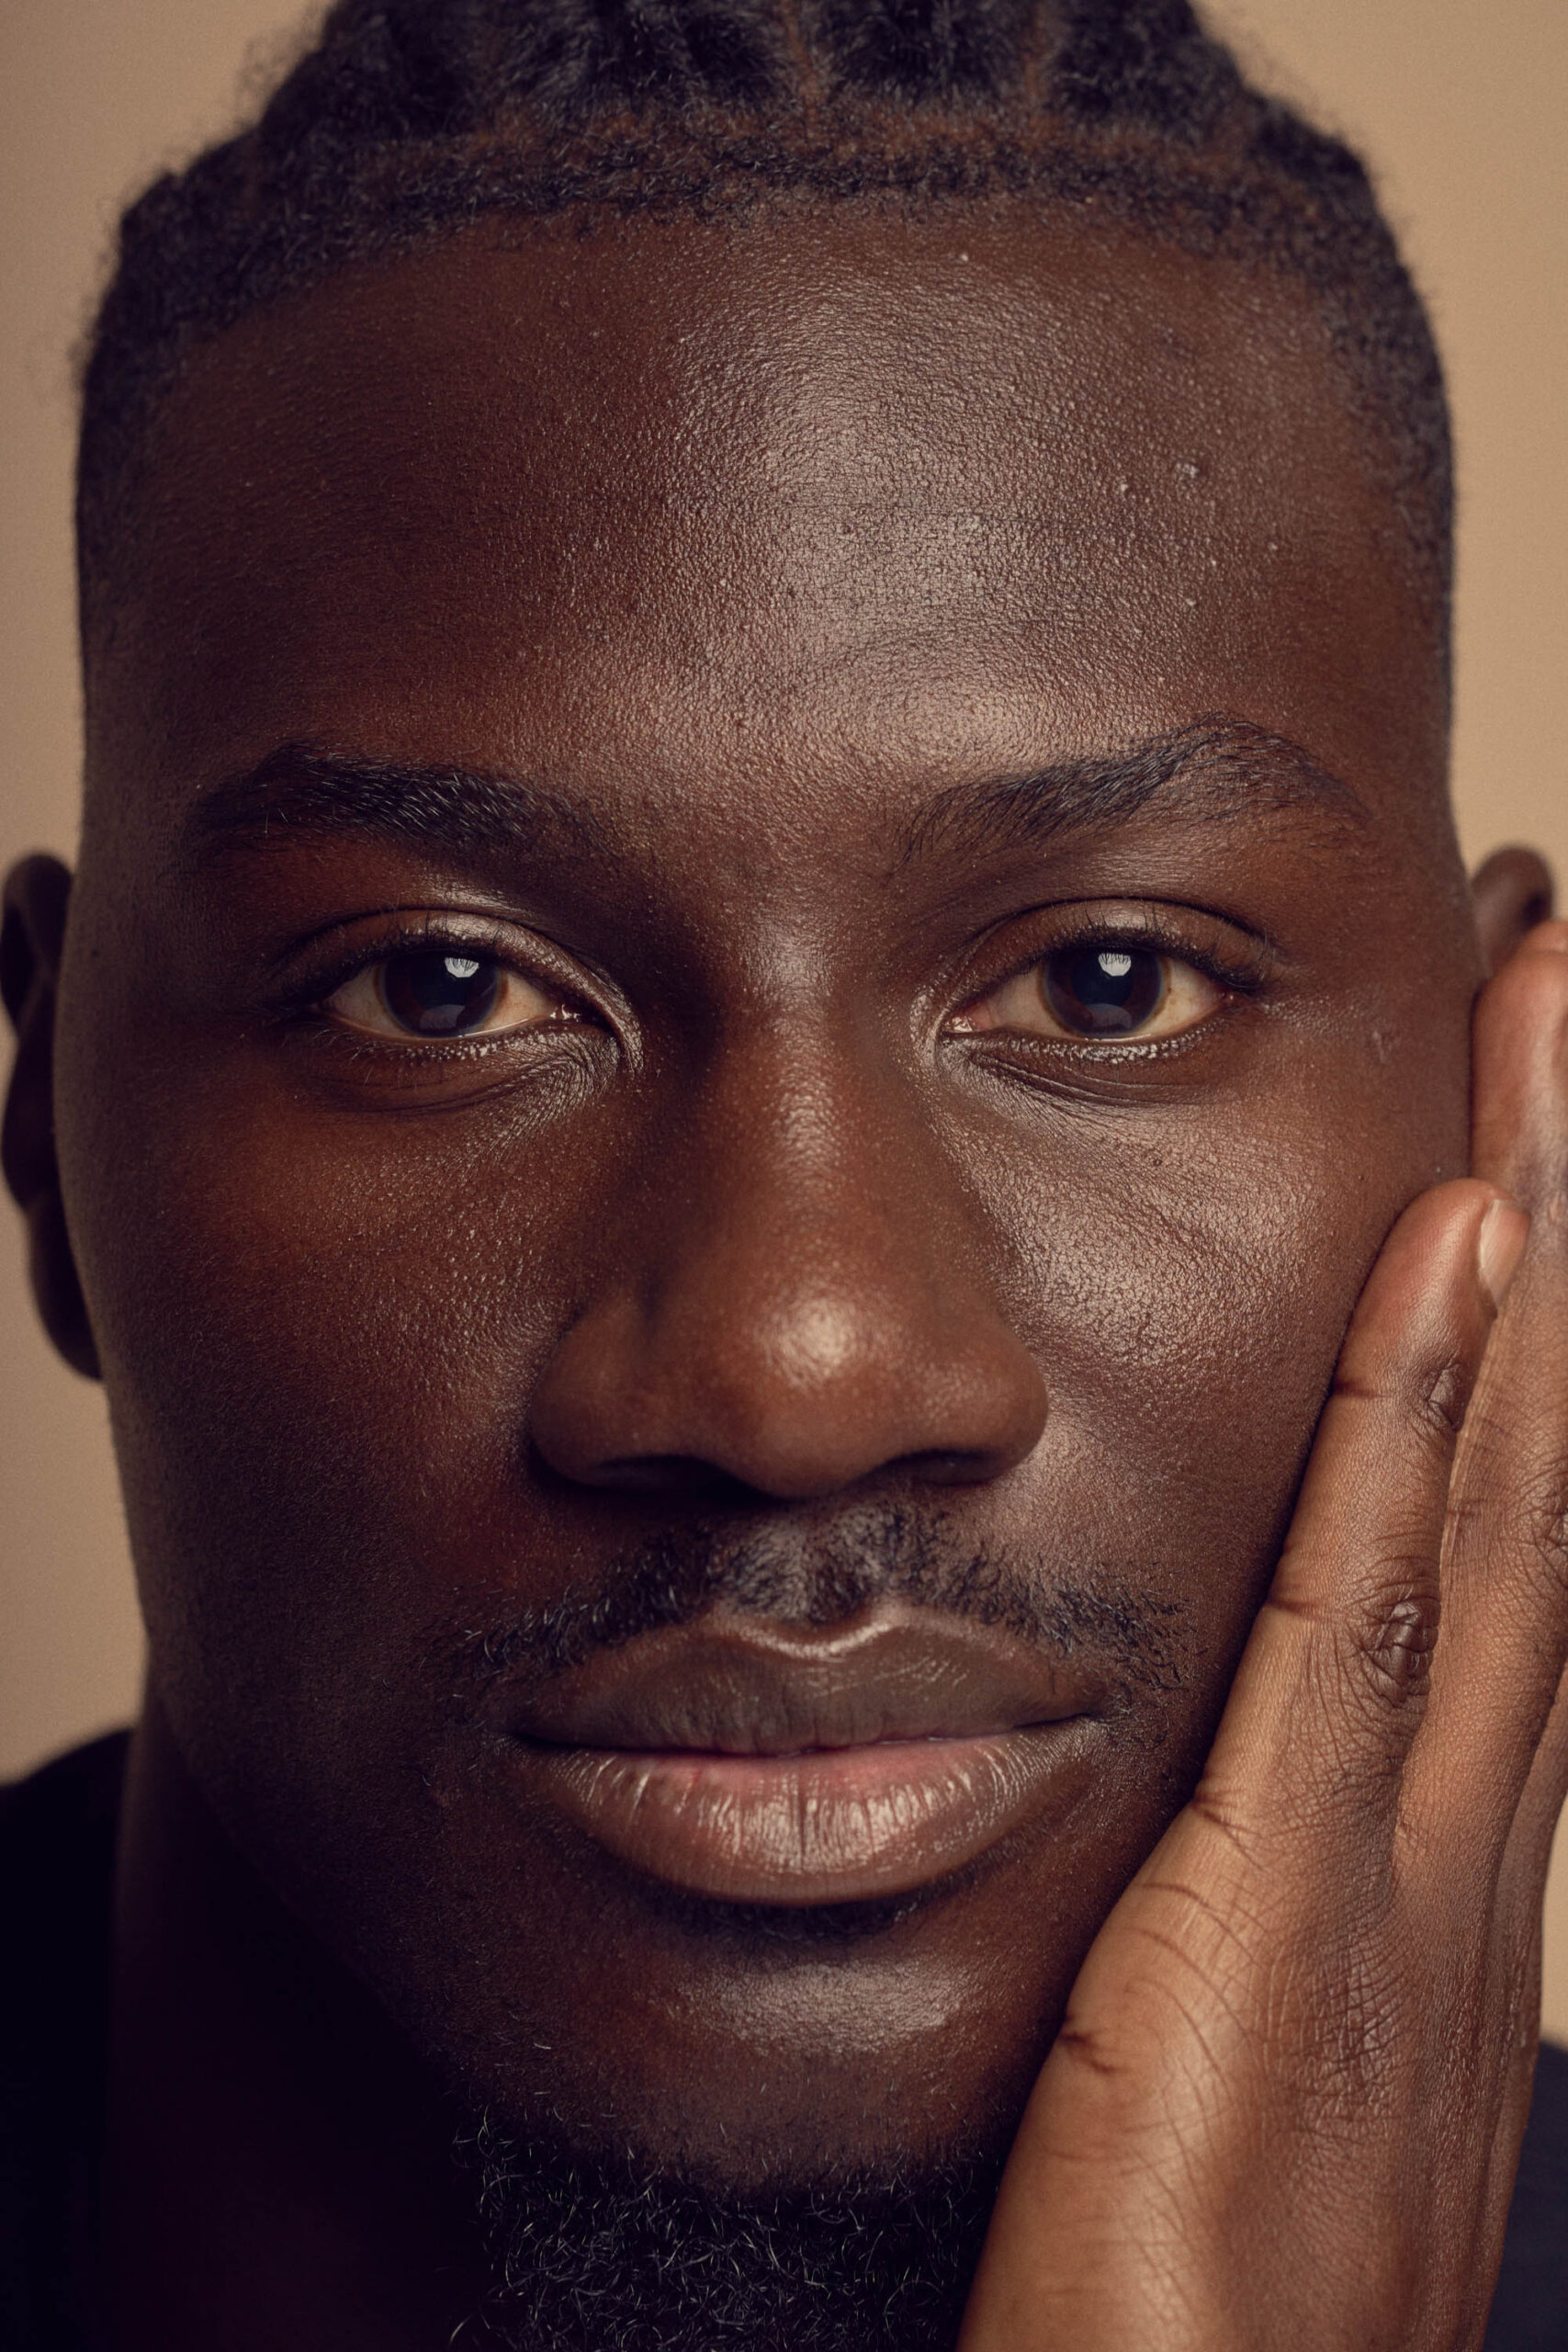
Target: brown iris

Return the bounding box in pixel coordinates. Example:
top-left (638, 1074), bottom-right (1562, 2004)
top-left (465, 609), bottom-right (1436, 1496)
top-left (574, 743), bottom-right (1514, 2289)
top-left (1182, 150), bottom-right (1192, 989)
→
top-left (378, 951), bottom-right (502, 1036)
top-left (1041, 947), bottom-right (1165, 1036)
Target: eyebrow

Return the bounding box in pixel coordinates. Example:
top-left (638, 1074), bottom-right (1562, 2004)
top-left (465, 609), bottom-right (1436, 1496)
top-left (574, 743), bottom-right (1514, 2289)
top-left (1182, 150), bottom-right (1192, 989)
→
top-left (184, 717), bottom-right (1363, 873)
top-left (898, 717), bottom-right (1367, 865)
top-left (183, 743), bottom-right (613, 865)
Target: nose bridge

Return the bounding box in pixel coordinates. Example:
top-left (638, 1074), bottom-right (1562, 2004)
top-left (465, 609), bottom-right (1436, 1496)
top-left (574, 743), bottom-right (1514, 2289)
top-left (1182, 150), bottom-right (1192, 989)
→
top-left (682, 1018), bottom-right (952, 1346)
top-left (527, 1010), bottom-right (1048, 1499)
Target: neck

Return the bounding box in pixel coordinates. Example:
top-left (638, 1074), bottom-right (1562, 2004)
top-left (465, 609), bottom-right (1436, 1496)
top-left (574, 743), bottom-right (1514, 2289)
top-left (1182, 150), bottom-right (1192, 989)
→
top-left (102, 1689), bottom-right (486, 2352)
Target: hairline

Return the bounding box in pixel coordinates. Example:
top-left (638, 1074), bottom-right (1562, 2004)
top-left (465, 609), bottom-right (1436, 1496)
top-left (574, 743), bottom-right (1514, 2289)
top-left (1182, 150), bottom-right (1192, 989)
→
top-left (75, 155), bottom-right (1450, 708)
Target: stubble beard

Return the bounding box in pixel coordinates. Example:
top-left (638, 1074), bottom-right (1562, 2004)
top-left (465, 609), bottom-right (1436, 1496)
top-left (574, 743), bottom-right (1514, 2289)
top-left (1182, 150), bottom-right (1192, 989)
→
top-left (452, 2113), bottom-right (1005, 2352)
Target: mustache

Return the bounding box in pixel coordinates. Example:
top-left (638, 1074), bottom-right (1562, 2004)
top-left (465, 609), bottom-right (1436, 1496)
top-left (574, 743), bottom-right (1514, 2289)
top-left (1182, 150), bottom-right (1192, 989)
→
top-left (435, 1506), bottom-right (1190, 1699)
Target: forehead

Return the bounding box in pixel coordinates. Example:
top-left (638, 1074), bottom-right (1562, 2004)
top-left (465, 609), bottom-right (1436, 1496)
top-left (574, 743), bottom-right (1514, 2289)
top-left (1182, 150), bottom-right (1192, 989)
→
top-left (95, 203), bottom-right (1441, 832)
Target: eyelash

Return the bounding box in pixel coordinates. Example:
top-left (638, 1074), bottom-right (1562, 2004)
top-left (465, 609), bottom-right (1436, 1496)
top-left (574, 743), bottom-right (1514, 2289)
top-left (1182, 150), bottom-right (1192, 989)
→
top-left (951, 913), bottom-right (1265, 1038)
top-left (285, 920), bottom-right (589, 1056)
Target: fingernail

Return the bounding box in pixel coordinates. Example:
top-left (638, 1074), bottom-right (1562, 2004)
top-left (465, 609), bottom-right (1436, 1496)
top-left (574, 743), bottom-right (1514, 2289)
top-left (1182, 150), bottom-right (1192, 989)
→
top-left (1521, 921), bottom-right (1568, 956)
top-left (1478, 1195), bottom-right (1530, 1311)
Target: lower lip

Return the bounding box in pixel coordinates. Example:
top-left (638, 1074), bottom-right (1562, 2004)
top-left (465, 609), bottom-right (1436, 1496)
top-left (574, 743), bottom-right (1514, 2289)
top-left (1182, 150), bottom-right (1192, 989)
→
top-left (520, 1727), bottom-right (1088, 1905)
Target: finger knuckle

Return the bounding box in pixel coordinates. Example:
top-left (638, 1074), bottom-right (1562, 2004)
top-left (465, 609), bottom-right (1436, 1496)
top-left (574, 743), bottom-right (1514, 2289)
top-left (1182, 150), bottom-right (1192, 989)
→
top-left (1331, 1541), bottom-right (1441, 1693)
top-left (1262, 1567), bottom-right (1438, 1792)
top-left (1410, 1349), bottom-right (1475, 1448)
top-left (1357, 1589), bottom-right (1439, 1707)
top-left (1309, 1580), bottom-right (1438, 1779)
top-left (1337, 1346), bottom-right (1474, 1457)
top-left (1284, 1635), bottom-right (1416, 1806)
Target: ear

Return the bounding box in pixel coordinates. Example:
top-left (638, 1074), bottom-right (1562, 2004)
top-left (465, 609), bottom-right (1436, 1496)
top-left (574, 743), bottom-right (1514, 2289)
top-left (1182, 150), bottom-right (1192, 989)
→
top-left (1, 855), bottom-right (100, 1378)
top-left (1470, 846), bottom-right (1555, 979)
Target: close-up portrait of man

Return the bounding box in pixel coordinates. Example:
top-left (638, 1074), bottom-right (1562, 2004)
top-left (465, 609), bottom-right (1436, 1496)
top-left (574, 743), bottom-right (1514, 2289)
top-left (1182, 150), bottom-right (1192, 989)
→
top-left (2, 1), bottom-right (1566, 2346)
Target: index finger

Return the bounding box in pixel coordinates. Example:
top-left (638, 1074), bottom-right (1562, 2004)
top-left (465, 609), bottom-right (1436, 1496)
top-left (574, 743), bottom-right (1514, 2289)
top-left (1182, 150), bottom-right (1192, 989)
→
top-left (1190, 1175), bottom-right (1518, 1852)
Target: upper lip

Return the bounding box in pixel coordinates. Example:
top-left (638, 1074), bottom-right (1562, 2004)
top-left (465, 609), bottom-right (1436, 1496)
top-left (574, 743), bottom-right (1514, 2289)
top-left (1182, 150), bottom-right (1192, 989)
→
top-left (507, 1605), bottom-right (1106, 1755)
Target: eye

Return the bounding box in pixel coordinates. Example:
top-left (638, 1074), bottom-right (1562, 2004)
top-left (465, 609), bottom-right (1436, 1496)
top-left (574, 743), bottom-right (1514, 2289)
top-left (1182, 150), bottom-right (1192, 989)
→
top-left (957, 944), bottom-right (1224, 1043)
top-left (322, 949), bottom-right (565, 1041)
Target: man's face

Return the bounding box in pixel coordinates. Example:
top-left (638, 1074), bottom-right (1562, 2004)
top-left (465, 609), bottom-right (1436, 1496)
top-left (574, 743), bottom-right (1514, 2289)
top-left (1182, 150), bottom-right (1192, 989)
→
top-left (57, 205), bottom-right (1473, 2188)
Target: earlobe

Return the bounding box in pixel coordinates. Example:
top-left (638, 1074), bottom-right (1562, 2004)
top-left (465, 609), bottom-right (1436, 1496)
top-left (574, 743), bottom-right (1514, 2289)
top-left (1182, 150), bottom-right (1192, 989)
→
top-left (1471, 846), bottom-right (1555, 978)
top-left (1, 855), bottom-right (100, 1379)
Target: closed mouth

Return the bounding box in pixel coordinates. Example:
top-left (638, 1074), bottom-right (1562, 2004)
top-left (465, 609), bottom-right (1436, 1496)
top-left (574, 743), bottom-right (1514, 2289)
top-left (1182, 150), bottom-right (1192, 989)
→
top-left (501, 1606), bottom-right (1105, 1905)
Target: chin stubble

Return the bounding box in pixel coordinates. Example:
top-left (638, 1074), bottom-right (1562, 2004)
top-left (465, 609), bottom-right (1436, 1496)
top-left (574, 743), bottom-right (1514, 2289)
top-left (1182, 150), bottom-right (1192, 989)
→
top-left (451, 2115), bottom-right (1005, 2352)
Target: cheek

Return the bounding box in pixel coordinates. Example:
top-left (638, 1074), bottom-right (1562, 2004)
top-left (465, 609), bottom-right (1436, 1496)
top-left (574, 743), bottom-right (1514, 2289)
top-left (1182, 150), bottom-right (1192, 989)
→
top-left (965, 1061), bottom-right (1447, 1643)
top-left (56, 1041), bottom-right (606, 1799)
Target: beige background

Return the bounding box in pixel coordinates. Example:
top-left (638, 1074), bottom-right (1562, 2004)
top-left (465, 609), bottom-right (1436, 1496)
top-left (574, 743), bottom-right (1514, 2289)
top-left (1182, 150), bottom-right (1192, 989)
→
top-left (2, 0), bottom-right (1564, 2007)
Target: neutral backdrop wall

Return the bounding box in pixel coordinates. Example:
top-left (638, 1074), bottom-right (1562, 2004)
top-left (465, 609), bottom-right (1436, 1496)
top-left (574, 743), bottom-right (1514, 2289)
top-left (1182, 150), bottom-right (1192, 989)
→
top-left (3, 0), bottom-right (1565, 2012)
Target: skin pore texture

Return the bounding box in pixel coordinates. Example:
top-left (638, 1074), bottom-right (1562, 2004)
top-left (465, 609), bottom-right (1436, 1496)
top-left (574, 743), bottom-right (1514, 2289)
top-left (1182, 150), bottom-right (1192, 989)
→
top-left (4, 199), bottom-right (1558, 2347)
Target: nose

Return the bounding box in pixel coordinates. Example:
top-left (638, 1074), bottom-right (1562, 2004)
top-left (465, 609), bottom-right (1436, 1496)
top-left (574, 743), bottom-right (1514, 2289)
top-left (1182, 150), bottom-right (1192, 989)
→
top-left (527, 1031), bottom-right (1048, 1503)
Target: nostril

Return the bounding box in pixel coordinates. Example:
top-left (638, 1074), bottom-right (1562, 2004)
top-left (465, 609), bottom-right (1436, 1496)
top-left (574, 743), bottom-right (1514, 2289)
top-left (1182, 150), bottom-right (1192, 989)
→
top-left (897, 1447), bottom-right (1015, 1487)
top-left (573, 1453), bottom-right (768, 1504)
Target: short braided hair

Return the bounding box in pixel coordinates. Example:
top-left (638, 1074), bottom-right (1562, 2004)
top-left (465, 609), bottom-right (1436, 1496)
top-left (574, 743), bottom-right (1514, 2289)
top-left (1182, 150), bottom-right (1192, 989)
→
top-left (77, 0), bottom-right (1450, 662)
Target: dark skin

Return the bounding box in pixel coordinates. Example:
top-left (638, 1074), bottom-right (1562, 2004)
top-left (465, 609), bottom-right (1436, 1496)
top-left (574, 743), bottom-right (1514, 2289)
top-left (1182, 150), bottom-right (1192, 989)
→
top-left (4, 201), bottom-right (1565, 2348)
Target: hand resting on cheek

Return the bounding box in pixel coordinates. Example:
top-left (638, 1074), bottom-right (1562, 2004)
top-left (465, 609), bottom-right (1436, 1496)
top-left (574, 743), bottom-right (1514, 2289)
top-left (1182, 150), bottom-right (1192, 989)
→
top-left (964, 923), bottom-right (1568, 2352)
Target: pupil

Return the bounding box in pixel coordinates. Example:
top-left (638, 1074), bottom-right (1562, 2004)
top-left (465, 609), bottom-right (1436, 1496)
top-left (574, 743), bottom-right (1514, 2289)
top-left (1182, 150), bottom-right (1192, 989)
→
top-left (381, 951), bottom-right (500, 1036)
top-left (1043, 945), bottom-right (1164, 1036)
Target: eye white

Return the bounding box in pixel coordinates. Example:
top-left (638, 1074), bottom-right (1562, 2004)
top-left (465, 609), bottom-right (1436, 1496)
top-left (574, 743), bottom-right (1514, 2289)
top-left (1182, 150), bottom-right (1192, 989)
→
top-left (322, 950), bottom-right (560, 1041)
top-left (956, 945), bottom-right (1224, 1043)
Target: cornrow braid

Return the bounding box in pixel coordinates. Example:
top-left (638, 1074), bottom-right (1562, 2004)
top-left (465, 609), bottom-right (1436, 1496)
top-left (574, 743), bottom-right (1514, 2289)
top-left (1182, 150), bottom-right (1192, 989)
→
top-left (76, 0), bottom-right (1450, 667)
